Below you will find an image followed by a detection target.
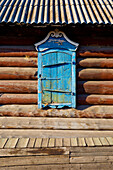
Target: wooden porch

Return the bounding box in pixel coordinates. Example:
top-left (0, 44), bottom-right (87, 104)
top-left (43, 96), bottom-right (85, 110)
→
top-left (0, 117), bottom-right (113, 169)
top-left (1, 136), bottom-right (113, 169)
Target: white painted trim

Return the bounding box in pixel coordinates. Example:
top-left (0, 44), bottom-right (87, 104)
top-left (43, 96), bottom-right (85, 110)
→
top-left (34, 29), bottom-right (79, 51)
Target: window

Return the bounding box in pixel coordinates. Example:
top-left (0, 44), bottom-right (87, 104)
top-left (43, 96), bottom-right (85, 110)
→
top-left (35, 29), bottom-right (79, 108)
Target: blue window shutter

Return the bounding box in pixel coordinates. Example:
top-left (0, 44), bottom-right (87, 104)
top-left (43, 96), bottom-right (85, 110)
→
top-left (35, 30), bottom-right (79, 109)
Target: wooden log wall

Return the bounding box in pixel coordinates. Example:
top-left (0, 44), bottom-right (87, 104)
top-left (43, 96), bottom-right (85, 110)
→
top-left (0, 27), bottom-right (113, 118)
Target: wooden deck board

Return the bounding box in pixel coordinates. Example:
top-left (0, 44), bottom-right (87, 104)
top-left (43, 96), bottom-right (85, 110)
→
top-left (85, 138), bottom-right (95, 146)
top-left (0, 137), bottom-right (113, 169)
top-left (4, 138), bottom-right (18, 148)
top-left (55, 138), bottom-right (63, 147)
top-left (34, 138), bottom-right (42, 148)
top-left (0, 137), bottom-right (113, 148)
top-left (0, 138), bottom-right (8, 148)
top-left (16, 138), bottom-right (29, 148)
top-left (27, 138), bottom-right (36, 148)
top-left (106, 137), bottom-right (113, 146)
top-left (71, 138), bottom-right (78, 147)
top-left (48, 138), bottom-right (55, 147)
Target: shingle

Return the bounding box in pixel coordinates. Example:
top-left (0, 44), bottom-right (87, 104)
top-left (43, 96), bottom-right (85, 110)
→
top-left (0, 0), bottom-right (112, 25)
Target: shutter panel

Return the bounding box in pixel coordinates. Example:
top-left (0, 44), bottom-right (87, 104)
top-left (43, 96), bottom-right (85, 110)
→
top-left (41, 51), bottom-right (72, 108)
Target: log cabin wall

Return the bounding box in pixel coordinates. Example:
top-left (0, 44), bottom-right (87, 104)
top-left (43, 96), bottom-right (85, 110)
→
top-left (0, 25), bottom-right (113, 118)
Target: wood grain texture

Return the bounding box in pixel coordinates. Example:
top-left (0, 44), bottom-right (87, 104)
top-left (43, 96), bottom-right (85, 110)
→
top-left (1, 94), bottom-right (113, 105)
top-left (1, 105), bottom-right (113, 118)
top-left (0, 67), bottom-right (37, 80)
top-left (16, 138), bottom-right (29, 148)
top-left (0, 57), bottom-right (37, 67)
top-left (78, 58), bottom-right (113, 68)
top-left (1, 81), bottom-right (113, 95)
top-left (1, 117), bottom-right (113, 130)
top-left (0, 155), bottom-right (69, 166)
top-left (78, 95), bottom-right (113, 105)
top-left (0, 81), bottom-right (37, 93)
top-left (4, 138), bottom-right (18, 148)
top-left (0, 138), bottom-right (8, 148)
top-left (0, 52), bottom-right (37, 57)
top-left (0, 94), bottom-right (37, 104)
top-left (78, 81), bottom-right (113, 94)
top-left (78, 69), bottom-right (113, 80)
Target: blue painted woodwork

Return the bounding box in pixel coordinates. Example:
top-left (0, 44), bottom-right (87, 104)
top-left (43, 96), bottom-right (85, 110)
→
top-left (35, 30), bottom-right (79, 109)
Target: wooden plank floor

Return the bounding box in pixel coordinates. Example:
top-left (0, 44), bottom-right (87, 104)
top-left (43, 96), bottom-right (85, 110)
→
top-left (1, 137), bottom-right (113, 148)
top-left (1, 137), bottom-right (113, 169)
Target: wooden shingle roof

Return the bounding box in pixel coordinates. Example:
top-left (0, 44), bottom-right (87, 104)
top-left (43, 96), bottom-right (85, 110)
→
top-left (0, 0), bottom-right (113, 25)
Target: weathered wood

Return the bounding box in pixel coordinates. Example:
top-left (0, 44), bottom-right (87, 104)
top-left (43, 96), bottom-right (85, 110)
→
top-left (35, 138), bottom-right (42, 148)
top-left (71, 138), bottom-right (78, 147)
top-left (63, 138), bottom-right (70, 147)
top-left (0, 81), bottom-right (37, 93)
top-left (78, 81), bottom-right (113, 94)
top-left (0, 164), bottom-right (71, 170)
top-left (78, 51), bottom-right (113, 57)
top-left (71, 163), bottom-right (113, 170)
top-left (1, 105), bottom-right (113, 118)
top-left (0, 67), bottom-right (37, 80)
top-left (0, 94), bottom-right (37, 104)
top-left (1, 94), bottom-right (113, 105)
top-left (70, 155), bottom-right (113, 164)
top-left (78, 58), bottom-right (113, 68)
top-left (85, 138), bottom-right (95, 147)
top-left (0, 80), bottom-right (111, 95)
top-left (48, 138), bottom-right (55, 147)
top-left (0, 52), bottom-right (37, 57)
top-left (27, 138), bottom-right (36, 148)
top-left (56, 138), bottom-right (63, 147)
top-left (78, 95), bottom-right (113, 105)
top-left (4, 138), bottom-right (18, 148)
top-left (42, 138), bottom-right (49, 148)
top-left (16, 138), bottom-right (29, 148)
top-left (78, 138), bottom-right (86, 146)
top-left (77, 105), bottom-right (113, 118)
top-left (0, 155), bottom-right (69, 166)
top-left (70, 147), bottom-right (113, 153)
top-left (0, 57), bottom-right (37, 67)
top-left (0, 147), bottom-right (68, 157)
top-left (1, 163), bottom-right (113, 170)
top-left (1, 130), bottom-right (113, 138)
top-left (93, 139), bottom-right (101, 148)
top-left (78, 69), bottom-right (113, 80)
top-left (99, 137), bottom-right (109, 146)
top-left (1, 117), bottom-right (113, 130)
top-left (70, 151), bottom-right (113, 157)
top-left (106, 137), bottom-right (113, 146)
top-left (0, 138), bottom-right (8, 148)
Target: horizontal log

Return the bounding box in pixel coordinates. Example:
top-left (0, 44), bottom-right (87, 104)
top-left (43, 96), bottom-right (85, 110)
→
top-left (0, 105), bottom-right (113, 118)
top-left (1, 94), bottom-right (113, 105)
top-left (77, 105), bottom-right (113, 118)
top-left (1, 68), bottom-right (113, 80)
top-left (0, 81), bottom-right (37, 93)
top-left (78, 81), bottom-right (113, 94)
top-left (0, 94), bottom-right (37, 104)
top-left (0, 57), bottom-right (37, 67)
top-left (0, 46), bottom-right (112, 58)
top-left (78, 69), bottom-right (113, 80)
top-left (0, 117), bottom-right (113, 129)
top-left (0, 52), bottom-right (37, 57)
top-left (78, 58), bottom-right (113, 68)
top-left (78, 95), bottom-right (113, 105)
top-left (0, 67), bottom-right (37, 80)
top-left (1, 80), bottom-right (113, 94)
top-left (78, 52), bottom-right (113, 57)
